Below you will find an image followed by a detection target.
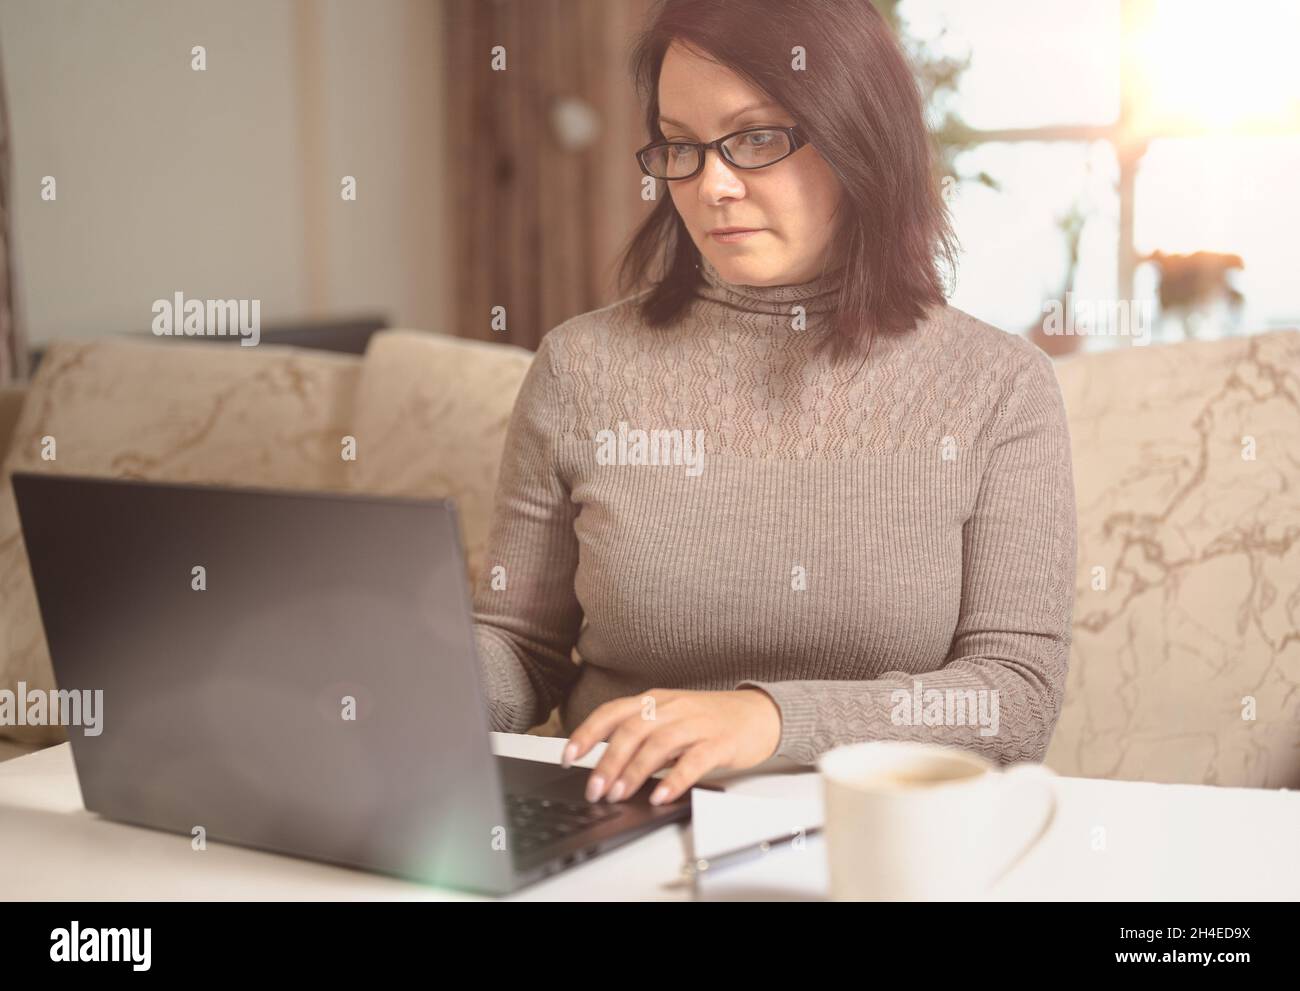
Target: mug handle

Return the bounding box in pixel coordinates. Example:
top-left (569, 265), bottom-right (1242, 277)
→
top-left (986, 762), bottom-right (1057, 889)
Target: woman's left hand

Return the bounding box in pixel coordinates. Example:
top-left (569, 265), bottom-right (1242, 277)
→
top-left (561, 688), bottom-right (782, 806)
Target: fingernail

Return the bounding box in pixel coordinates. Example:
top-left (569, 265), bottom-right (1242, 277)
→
top-left (650, 785), bottom-right (669, 805)
top-left (607, 780), bottom-right (626, 802)
top-left (585, 774), bottom-right (605, 802)
top-left (561, 742), bottom-right (577, 767)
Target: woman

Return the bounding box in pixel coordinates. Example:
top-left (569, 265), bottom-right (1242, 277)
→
top-left (472, 0), bottom-right (1077, 807)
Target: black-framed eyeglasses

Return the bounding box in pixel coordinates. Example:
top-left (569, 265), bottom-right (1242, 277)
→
top-left (635, 125), bottom-right (808, 181)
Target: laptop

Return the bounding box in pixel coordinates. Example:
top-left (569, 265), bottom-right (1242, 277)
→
top-left (12, 471), bottom-right (701, 895)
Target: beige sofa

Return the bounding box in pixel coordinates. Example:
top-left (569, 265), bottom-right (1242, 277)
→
top-left (1, 327), bottom-right (1297, 787)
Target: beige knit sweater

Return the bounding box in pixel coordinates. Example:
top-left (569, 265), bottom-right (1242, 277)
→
top-left (472, 255), bottom-right (1077, 767)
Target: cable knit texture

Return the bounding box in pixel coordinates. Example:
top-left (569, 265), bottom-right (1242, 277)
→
top-left (472, 255), bottom-right (1077, 767)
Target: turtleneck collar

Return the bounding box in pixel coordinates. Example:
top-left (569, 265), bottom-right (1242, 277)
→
top-left (694, 253), bottom-right (843, 318)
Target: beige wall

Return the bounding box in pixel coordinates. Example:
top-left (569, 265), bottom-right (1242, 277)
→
top-left (0, 0), bottom-right (446, 345)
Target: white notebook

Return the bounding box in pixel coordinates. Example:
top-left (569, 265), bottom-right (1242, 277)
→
top-left (688, 772), bottom-right (828, 900)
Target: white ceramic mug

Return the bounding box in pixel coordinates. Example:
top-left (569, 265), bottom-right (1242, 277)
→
top-left (816, 740), bottom-right (1056, 901)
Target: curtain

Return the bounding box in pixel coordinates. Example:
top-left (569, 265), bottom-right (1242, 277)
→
top-left (441, 0), bottom-right (655, 351)
top-left (0, 42), bottom-right (27, 385)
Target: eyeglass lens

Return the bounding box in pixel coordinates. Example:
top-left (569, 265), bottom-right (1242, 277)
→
top-left (641, 129), bottom-right (793, 179)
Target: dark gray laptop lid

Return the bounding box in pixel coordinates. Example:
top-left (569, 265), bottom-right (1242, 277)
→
top-left (13, 472), bottom-right (517, 895)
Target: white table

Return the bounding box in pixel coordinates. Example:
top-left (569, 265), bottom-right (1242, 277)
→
top-left (1, 735), bottom-right (1296, 900)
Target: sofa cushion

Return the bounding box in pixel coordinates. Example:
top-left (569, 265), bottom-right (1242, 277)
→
top-left (0, 337), bottom-right (361, 744)
top-left (0, 385), bottom-right (25, 463)
top-left (343, 330), bottom-right (565, 735)
top-left (343, 329), bottom-right (533, 590)
top-left (1048, 328), bottom-right (1300, 787)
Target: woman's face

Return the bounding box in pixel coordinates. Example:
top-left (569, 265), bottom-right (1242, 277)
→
top-left (656, 40), bottom-right (843, 286)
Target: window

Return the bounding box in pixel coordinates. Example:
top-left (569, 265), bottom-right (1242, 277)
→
top-left (899, 0), bottom-right (1300, 349)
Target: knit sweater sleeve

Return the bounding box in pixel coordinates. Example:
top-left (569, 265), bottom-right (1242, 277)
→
top-left (735, 347), bottom-right (1077, 767)
top-left (471, 332), bottom-right (583, 732)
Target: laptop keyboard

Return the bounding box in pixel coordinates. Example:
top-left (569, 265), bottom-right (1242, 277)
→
top-left (505, 793), bottom-right (626, 854)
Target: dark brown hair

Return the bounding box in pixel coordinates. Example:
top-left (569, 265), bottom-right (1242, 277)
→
top-left (617, 0), bottom-right (958, 364)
